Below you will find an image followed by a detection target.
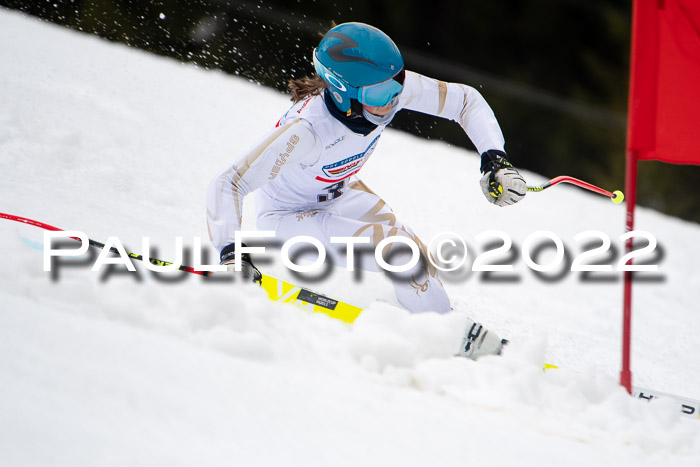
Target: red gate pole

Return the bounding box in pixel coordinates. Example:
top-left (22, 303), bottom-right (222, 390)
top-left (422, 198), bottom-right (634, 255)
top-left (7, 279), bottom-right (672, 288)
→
top-left (621, 149), bottom-right (638, 394)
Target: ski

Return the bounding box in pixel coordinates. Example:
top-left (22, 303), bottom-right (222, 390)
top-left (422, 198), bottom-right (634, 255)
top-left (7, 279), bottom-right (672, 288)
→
top-left (258, 274), bottom-right (361, 323)
top-left (545, 363), bottom-right (700, 418)
top-left (632, 387), bottom-right (700, 418)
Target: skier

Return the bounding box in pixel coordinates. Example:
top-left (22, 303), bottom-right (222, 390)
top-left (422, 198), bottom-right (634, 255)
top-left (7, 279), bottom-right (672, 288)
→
top-left (207, 22), bottom-right (527, 359)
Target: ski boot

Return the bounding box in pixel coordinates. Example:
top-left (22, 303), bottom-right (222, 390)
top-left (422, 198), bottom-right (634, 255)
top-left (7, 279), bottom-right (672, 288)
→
top-left (457, 320), bottom-right (505, 360)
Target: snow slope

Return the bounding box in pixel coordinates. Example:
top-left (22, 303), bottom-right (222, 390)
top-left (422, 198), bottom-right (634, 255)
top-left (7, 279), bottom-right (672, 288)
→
top-left (1, 8), bottom-right (700, 467)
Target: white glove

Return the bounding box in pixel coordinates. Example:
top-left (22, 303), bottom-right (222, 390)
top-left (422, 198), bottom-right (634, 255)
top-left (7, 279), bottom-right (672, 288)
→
top-left (479, 150), bottom-right (527, 207)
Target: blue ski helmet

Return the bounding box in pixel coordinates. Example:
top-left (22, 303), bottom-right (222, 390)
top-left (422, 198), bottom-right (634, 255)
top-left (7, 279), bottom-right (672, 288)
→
top-left (313, 22), bottom-right (405, 113)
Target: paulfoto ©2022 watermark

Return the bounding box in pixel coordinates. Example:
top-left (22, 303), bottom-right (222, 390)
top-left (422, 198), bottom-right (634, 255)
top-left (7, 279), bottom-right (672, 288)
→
top-left (42, 229), bottom-right (662, 282)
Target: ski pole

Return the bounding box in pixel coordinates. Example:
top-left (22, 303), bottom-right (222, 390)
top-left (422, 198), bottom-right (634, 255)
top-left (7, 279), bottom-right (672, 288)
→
top-left (527, 176), bottom-right (624, 204)
top-left (0, 212), bottom-right (210, 276)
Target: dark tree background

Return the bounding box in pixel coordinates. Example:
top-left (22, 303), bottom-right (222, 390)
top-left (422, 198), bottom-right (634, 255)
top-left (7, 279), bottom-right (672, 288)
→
top-left (3, 0), bottom-right (699, 222)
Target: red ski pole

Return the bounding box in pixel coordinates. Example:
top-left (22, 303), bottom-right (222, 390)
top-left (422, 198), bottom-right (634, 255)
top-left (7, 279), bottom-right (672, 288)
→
top-left (0, 212), bottom-right (209, 276)
top-left (527, 175), bottom-right (624, 204)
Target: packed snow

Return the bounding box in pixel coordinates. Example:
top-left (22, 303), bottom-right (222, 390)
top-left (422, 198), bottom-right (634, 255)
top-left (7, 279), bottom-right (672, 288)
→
top-left (1, 8), bottom-right (699, 467)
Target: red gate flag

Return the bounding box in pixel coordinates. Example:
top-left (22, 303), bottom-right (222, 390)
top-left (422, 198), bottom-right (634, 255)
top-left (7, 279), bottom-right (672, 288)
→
top-left (627, 0), bottom-right (700, 163)
top-left (622, 0), bottom-right (700, 394)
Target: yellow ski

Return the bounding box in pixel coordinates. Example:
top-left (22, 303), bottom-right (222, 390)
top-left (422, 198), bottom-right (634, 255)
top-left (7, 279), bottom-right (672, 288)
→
top-left (259, 273), bottom-right (362, 324)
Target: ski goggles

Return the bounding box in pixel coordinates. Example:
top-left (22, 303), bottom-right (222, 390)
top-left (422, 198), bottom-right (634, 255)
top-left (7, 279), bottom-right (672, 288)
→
top-left (357, 68), bottom-right (405, 107)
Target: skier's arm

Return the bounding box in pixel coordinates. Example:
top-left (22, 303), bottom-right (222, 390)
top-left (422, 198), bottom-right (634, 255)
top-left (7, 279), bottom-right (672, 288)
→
top-left (400, 71), bottom-right (506, 154)
top-left (401, 71), bottom-right (526, 206)
top-left (206, 119), bottom-right (321, 251)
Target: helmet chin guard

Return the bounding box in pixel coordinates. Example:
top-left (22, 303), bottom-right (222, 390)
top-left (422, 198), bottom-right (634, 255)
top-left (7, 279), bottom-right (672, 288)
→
top-left (362, 96), bottom-right (401, 126)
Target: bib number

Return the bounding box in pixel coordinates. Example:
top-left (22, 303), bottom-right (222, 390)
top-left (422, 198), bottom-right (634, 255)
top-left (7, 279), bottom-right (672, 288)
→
top-left (317, 181), bottom-right (345, 202)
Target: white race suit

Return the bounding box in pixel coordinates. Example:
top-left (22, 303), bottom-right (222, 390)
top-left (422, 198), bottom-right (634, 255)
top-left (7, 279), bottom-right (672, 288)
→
top-left (207, 71), bottom-right (506, 313)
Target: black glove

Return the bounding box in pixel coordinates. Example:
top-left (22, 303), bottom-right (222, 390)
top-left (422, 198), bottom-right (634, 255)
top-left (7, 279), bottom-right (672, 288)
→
top-left (220, 243), bottom-right (262, 285)
top-left (479, 150), bottom-right (527, 207)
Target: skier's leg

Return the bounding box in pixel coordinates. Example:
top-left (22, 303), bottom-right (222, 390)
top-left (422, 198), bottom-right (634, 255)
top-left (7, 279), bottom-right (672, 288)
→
top-left (255, 180), bottom-right (502, 357)
top-left (255, 180), bottom-right (450, 314)
top-left (333, 180), bottom-right (451, 314)
top-left (337, 180), bottom-right (503, 358)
